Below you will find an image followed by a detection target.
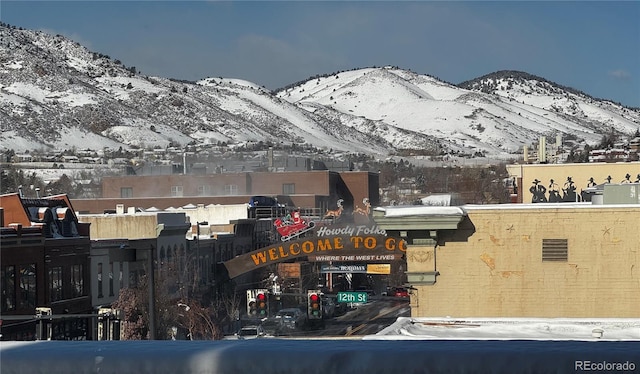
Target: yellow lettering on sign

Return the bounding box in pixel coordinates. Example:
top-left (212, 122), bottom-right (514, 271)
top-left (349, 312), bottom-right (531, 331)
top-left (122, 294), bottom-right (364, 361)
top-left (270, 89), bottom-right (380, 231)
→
top-left (251, 251), bottom-right (268, 265)
top-left (290, 243), bottom-right (300, 255)
top-left (333, 237), bottom-right (344, 250)
top-left (302, 241), bottom-right (314, 254)
top-left (268, 247), bottom-right (278, 261)
top-left (385, 237), bottom-right (407, 252)
top-left (317, 238), bottom-right (332, 252)
top-left (363, 236), bottom-right (376, 249)
top-left (247, 235), bottom-right (406, 269)
top-left (350, 236), bottom-right (363, 248)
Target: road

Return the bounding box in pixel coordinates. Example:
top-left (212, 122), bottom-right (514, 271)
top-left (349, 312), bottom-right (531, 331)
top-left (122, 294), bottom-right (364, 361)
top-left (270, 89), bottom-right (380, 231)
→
top-left (280, 296), bottom-right (410, 338)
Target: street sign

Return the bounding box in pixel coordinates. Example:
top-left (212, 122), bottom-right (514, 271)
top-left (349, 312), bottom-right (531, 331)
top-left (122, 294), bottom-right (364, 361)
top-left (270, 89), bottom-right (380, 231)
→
top-left (337, 291), bottom-right (368, 304)
top-left (321, 264), bottom-right (366, 274)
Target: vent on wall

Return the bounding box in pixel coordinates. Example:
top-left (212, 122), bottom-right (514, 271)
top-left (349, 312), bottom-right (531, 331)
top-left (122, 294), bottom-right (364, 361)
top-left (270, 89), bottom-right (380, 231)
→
top-left (542, 239), bottom-right (568, 261)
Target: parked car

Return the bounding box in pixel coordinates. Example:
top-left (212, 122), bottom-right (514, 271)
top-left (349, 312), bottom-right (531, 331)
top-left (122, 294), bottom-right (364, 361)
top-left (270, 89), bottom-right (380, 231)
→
top-left (274, 308), bottom-right (307, 332)
top-left (248, 195), bottom-right (284, 208)
top-left (235, 325), bottom-right (266, 339)
top-left (394, 287), bottom-right (410, 298)
top-left (248, 195), bottom-right (286, 218)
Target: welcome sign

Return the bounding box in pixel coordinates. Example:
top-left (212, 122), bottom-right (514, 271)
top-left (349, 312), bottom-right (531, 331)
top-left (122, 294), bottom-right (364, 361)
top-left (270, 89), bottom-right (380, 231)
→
top-left (224, 224), bottom-right (407, 278)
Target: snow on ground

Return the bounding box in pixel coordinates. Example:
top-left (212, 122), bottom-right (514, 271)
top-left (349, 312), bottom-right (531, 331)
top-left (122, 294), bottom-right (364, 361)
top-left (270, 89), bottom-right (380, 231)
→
top-left (368, 317), bottom-right (640, 341)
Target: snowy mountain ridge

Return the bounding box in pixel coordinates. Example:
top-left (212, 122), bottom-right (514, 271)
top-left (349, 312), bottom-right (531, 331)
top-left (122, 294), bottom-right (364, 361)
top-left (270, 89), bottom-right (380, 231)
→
top-left (1, 23), bottom-right (638, 162)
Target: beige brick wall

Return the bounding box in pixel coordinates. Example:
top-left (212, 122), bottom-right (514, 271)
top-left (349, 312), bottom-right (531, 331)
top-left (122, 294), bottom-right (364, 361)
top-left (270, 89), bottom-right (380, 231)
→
top-left (411, 206), bottom-right (640, 318)
top-left (80, 214), bottom-right (160, 240)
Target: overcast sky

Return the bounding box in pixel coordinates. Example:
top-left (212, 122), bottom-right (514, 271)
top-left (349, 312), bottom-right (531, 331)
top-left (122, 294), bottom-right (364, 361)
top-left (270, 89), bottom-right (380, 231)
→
top-left (2, 1), bottom-right (639, 107)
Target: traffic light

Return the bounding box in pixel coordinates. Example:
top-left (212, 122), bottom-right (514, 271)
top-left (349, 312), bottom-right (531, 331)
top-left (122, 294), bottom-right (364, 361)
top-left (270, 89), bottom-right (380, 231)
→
top-left (247, 298), bottom-right (257, 316)
top-left (307, 291), bottom-right (322, 320)
top-left (256, 292), bottom-right (268, 317)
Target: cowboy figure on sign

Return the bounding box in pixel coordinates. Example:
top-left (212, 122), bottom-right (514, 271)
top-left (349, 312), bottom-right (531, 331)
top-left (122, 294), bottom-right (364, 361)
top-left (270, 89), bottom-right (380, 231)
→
top-left (530, 179), bottom-right (547, 203)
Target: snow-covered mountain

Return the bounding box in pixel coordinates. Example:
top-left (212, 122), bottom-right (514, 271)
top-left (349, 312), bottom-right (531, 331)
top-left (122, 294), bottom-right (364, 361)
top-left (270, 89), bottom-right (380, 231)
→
top-left (1, 23), bottom-right (639, 161)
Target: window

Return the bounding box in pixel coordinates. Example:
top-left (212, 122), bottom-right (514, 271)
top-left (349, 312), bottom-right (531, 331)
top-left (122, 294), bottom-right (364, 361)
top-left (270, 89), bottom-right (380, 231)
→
top-left (97, 263), bottom-right (103, 298)
top-left (109, 262), bottom-right (114, 297)
top-left (1, 265), bottom-right (16, 312)
top-left (71, 264), bottom-right (84, 297)
top-left (120, 187), bottom-right (133, 198)
top-left (197, 185), bottom-right (212, 196)
top-left (171, 185), bottom-right (184, 197)
top-left (18, 264), bottom-right (36, 310)
top-left (224, 184), bottom-right (238, 195)
top-left (49, 266), bottom-right (63, 302)
top-left (282, 183), bottom-right (295, 194)
top-left (542, 239), bottom-right (568, 261)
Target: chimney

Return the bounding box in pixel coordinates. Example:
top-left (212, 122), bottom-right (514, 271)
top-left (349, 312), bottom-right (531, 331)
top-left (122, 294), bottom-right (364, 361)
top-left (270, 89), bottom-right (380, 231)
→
top-left (268, 147), bottom-right (274, 170)
top-left (116, 204), bottom-right (125, 215)
top-left (538, 136), bottom-right (547, 163)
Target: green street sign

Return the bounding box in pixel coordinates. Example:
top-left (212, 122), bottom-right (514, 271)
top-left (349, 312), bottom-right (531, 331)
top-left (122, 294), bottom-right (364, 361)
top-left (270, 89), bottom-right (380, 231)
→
top-left (337, 291), bottom-right (368, 303)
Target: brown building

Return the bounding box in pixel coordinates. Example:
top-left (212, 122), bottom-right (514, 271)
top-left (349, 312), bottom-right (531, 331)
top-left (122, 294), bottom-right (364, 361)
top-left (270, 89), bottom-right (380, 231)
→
top-left (72, 170), bottom-right (379, 217)
top-left (1, 193), bottom-right (92, 340)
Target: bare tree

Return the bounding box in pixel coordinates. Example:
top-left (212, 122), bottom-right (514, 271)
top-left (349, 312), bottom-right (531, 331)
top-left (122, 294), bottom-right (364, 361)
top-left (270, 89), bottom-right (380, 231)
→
top-left (176, 299), bottom-right (222, 340)
top-left (112, 249), bottom-right (224, 340)
top-left (111, 287), bottom-right (149, 340)
top-left (216, 284), bottom-right (242, 333)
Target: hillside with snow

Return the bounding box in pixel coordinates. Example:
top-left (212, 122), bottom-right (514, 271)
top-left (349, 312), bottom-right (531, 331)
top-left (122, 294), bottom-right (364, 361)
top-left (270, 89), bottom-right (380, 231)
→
top-left (1, 23), bottom-right (639, 162)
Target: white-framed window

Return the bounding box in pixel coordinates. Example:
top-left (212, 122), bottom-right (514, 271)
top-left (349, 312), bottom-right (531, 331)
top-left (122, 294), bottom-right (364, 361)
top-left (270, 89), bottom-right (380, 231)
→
top-left (224, 184), bottom-right (238, 195)
top-left (171, 185), bottom-right (184, 197)
top-left (197, 185), bottom-right (212, 196)
top-left (120, 187), bottom-right (133, 198)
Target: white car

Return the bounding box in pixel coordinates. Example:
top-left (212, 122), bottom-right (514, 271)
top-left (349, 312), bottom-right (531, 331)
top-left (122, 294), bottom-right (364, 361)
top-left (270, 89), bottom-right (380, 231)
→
top-left (235, 325), bottom-right (266, 340)
top-left (275, 308), bottom-right (307, 331)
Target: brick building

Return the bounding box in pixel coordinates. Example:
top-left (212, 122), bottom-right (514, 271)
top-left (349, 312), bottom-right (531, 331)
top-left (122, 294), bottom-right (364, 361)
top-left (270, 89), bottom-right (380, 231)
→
top-left (71, 170), bottom-right (379, 217)
top-left (0, 193), bottom-right (92, 340)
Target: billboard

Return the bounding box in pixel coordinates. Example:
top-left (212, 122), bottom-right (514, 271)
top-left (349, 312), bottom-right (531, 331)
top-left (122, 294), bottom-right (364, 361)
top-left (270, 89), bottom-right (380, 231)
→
top-left (224, 223), bottom-right (406, 278)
